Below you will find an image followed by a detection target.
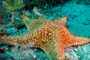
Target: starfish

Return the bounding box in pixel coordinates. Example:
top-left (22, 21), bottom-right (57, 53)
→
top-left (0, 14), bottom-right (90, 60)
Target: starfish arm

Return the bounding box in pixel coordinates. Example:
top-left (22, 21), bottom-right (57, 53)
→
top-left (0, 25), bottom-right (49, 46)
top-left (57, 26), bottom-right (90, 47)
top-left (40, 39), bottom-right (59, 60)
top-left (72, 36), bottom-right (90, 45)
top-left (40, 28), bottom-right (65, 60)
top-left (40, 40), bottom-right (65, 60)
top-left (0, 31), bottom-right (32, 45)
top-left (57, 26), bottom-right (74, 47)
top-left (0, 30), bottom-right (36, 46)
top-left (53, 15), bottom-right (67, 26)
top-left (0, 27), bottom-right (46, 46)
top-left (0, 35), bottom-right (22, 45)
top-left (55, 40), bottom-right (65, 60)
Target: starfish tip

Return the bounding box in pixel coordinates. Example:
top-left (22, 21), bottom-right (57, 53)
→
top-left (60, 15), bottom-right (67, 26)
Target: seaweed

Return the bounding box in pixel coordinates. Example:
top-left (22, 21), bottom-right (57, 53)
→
top-left (2, 0), bottom-right (25, 26)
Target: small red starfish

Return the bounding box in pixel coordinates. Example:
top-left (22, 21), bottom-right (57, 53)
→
top-left (0, 14), bottom-right (90, 60)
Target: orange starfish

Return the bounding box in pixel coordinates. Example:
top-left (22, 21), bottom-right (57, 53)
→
top-left (0, 14), bottom-right (90, 60)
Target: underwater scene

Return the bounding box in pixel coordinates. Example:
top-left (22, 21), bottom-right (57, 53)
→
top-left (0, 0), bottom-right (90, 60)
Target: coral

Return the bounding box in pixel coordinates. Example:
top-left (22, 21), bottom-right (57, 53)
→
top-left (33, 7), bottom-right (42, 16)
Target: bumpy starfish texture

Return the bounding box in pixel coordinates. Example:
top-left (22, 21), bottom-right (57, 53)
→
top-left (0, 14), bottom-right (90, 60)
